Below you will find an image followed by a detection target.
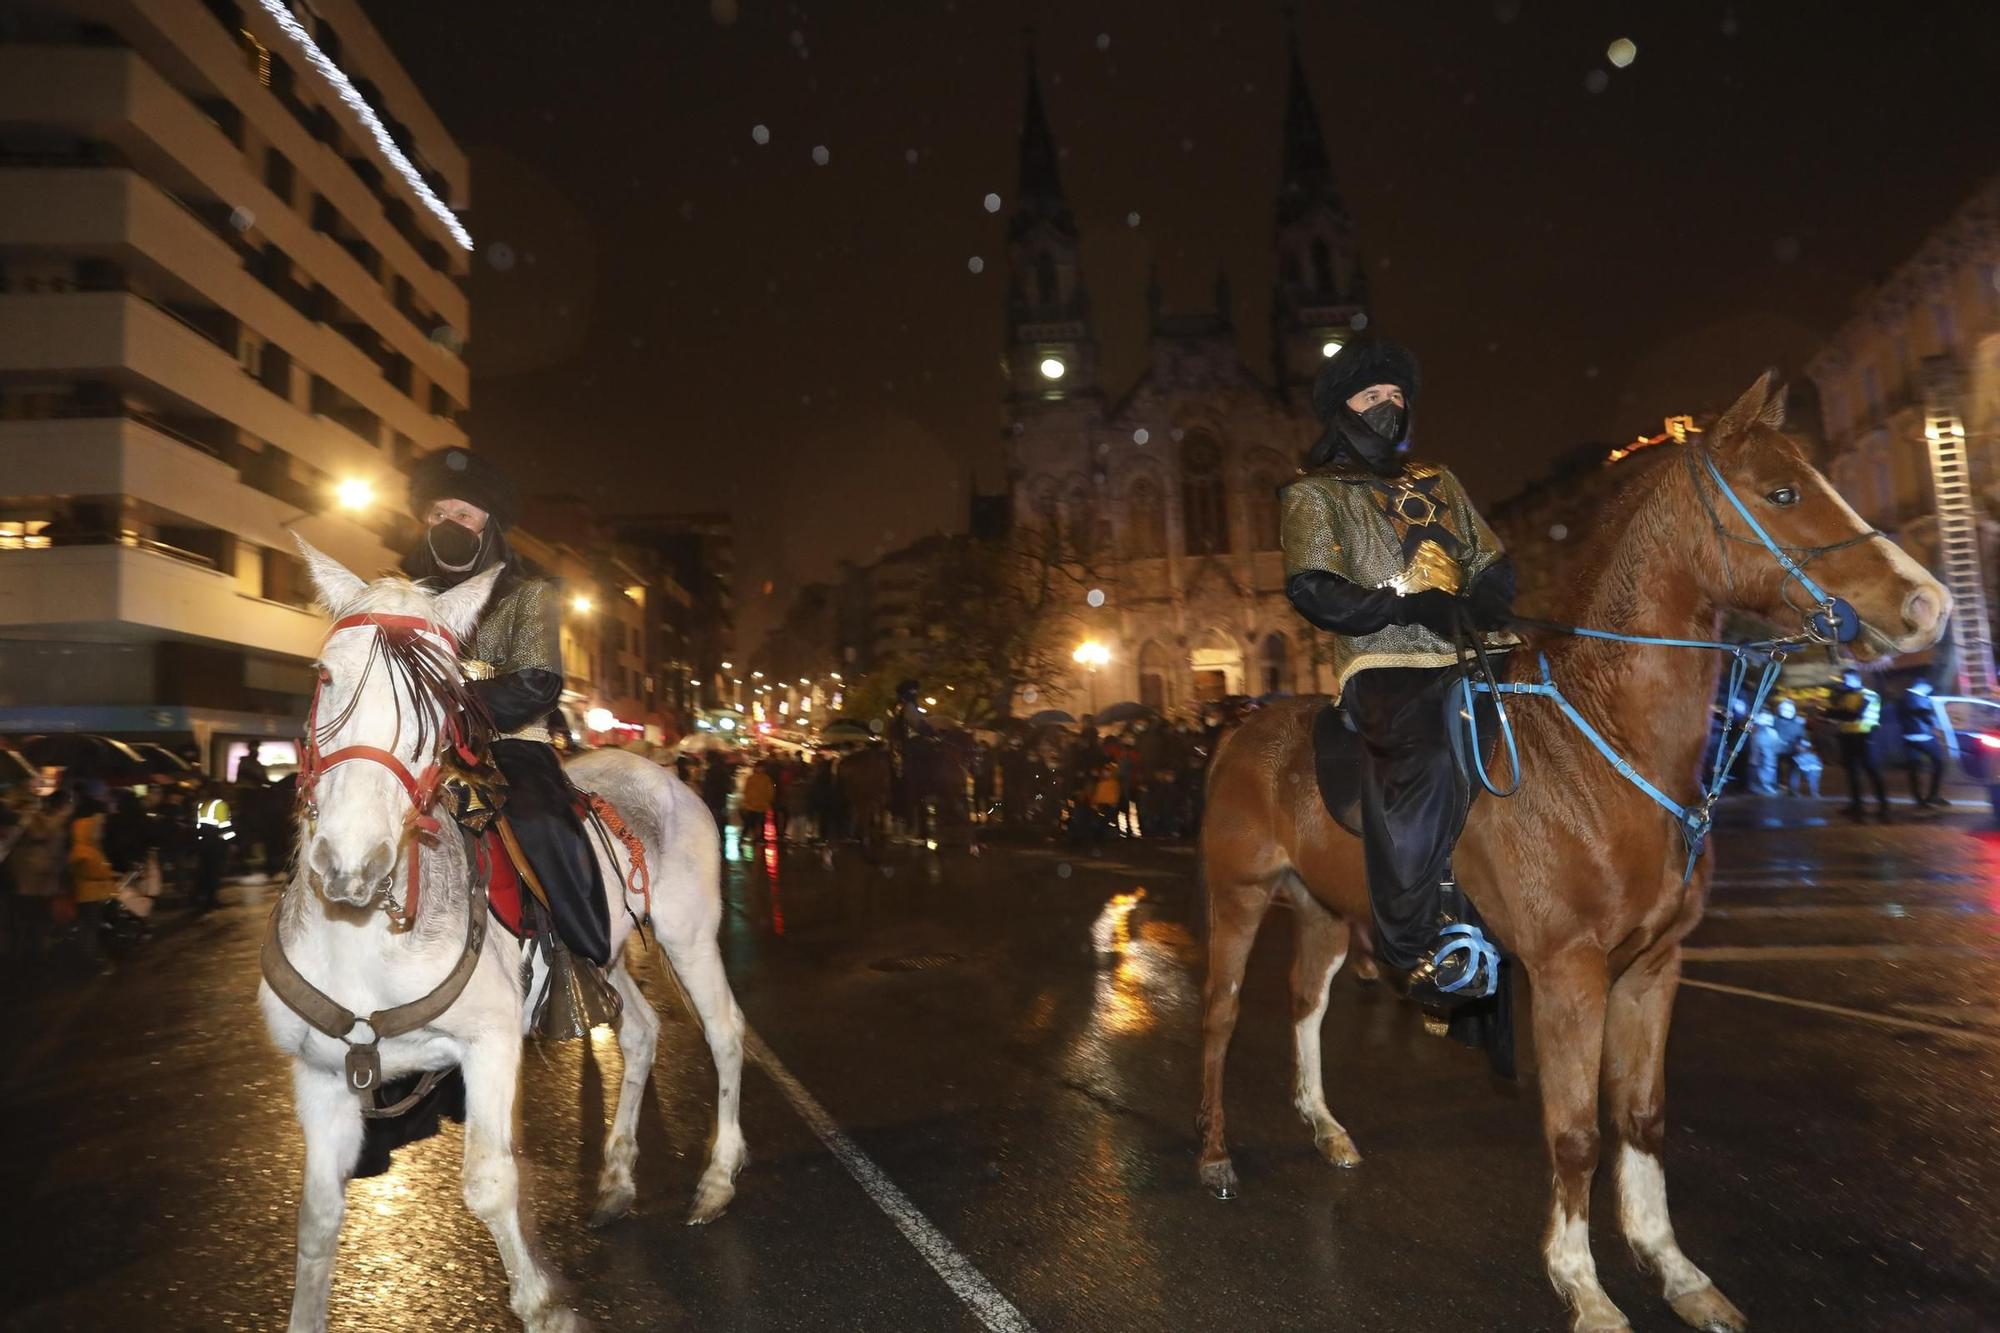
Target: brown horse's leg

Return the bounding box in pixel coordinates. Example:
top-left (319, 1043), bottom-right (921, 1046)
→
top-left (1533, 948), bottom-right (1630, 1333)
top-left (1195, 871), bottom-right (1277, 1199)
top-left (1604, 950), bottom-right (1747, 1332)
top-left (1288, 890), bottom-right (1361, 1166)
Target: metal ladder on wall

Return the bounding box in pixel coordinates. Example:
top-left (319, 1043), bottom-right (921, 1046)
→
top-left (1923, 398), bottom-right (1997, 697)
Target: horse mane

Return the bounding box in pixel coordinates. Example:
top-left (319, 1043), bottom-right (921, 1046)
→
top-left (1541, 444), bottom-right (1706, 645)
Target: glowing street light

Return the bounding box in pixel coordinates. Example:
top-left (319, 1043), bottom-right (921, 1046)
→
top-left (570, 594), bottom-right (594, 614)
top-left (1321, 339), bottom-right (1343, 359)
top-left (584, 707), bottom-right (614, 732)
top-left (1080, 636), bottom-right (1112, 716)
top-left (334, 477), bottom-right (375, 511)
top-left (1039, 356), bottom-right (1066, 380)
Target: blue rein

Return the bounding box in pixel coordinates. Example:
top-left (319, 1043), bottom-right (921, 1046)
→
top-left (1455, 446), bottom-right (1861, 882)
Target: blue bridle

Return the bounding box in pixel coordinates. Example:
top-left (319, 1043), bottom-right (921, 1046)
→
top-left (1459, 445), bottom-right (1877, 881)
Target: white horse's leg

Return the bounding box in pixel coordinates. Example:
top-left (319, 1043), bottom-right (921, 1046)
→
top-left (287, 1063), bottom-right (363, 1333)
top-left (458, 1035), bottom-right (578, 1332)
top-left (1287, 892), bottom-right (1361, 1167)
top-left (589, 958), bottom-right (657, 1227)
top-left (663, 934), bottom-right (747, 1224)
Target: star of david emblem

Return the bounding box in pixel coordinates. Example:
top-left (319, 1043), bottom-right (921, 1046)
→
top-left (1369, 471), bottom-right (1463, 561)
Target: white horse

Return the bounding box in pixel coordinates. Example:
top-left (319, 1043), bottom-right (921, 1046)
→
top-left (258, 543), bottom-right (748, 1332)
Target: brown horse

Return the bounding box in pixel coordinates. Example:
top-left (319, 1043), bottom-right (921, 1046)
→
top-left (1195, 374), bottom-right (1948, 1333)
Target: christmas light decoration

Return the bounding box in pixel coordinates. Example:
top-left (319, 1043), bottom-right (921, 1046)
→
top-left (251, 0), bottom-right (473, 253)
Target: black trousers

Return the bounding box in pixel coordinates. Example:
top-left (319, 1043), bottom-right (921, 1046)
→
top-left (1903, 738), bottom-right (1944, 804)
top-left (493, 739), bottom-right (610, 965)
top-left (1345, 666), bottom-right (1467, 973)
top-left (1837, 733), bottom-right (1888, 812)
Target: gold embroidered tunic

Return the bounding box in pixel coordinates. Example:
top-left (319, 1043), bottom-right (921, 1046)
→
top-left (460, 577), bottom-right (564, 741)
top-left (1281, 460), bottom-right (1513, 693)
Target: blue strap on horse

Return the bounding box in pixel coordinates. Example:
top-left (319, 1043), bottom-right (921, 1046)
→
top-left (1432, 922), bottom-right (1502, 997)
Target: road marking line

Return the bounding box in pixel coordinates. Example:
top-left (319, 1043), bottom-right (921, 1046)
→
top-left (1680, 978), bottom-right (2000, 1048)
top-left (744, 1028), bottom-right (1037, 1333)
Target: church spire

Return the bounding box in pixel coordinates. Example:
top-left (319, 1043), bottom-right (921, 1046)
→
top-left (1016, 30), bottom-right (1067, 214)
top-left (1269, 7), bottom-right (1366, 402)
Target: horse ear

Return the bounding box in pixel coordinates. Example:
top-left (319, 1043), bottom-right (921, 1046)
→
top-left (294, 535), bottom-right (367, 613)
top-left (432, 564), bottom-right (501, 641)
top-left (1758, 379), bottom-right (1789, 428)
top-left (1713, 369), bottom-right (1779, 443)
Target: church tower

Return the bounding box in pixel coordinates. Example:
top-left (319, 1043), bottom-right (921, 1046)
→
top-left (1003, 34), bottom-right (1101, 415)
top-left (1269, 12), bottom-right (1366, 402)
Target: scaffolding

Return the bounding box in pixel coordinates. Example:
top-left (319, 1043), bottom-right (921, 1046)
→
top-left (1922, 359), bottom-right (1996, 698)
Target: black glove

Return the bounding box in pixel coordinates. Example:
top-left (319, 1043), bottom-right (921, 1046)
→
top-left (1467, 577), bottom-right (1514, 631)
top-left (1392, 589), bottom-right (1463, 636)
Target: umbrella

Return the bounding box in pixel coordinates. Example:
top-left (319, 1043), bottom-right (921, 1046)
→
top-left (1025, 709), bottom-right (1078, 728)
top-left (819, 719), bottom-right (879, 743)
top-left (1093, 700), bottom-right (1157, 724)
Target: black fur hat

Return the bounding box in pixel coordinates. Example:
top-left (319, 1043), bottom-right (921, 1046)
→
top-left (1310, 334), bottom-right (1421, 423)
top-left (407, 447), bottom-right (519, 529)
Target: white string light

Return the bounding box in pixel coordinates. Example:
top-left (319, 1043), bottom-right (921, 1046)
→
top-left (251, 0), bottom-right (474, 253)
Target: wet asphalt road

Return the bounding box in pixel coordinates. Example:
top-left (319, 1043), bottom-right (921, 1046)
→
top-left (4, 795), bottom-right (1999, 1333)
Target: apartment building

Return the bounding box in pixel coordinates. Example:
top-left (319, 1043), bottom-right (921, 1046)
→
top-left (0, 0), bottom-right (470, 773)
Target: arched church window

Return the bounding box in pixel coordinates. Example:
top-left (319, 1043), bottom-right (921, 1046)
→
top-left (1138, 640), bottom-right (1172, 712)
top-left (1037, 251), bottom-right (1059, 307)
top-left (1260, 632), bottom-right (1290, 697)
top-left (1310, 238), bottom-right (1333, 297)
top-left (1125, 479), bottom-right (1166, 559)
top-left (1181, 433), bottom-right (1231, 555)
top-left (1247, 472), bottom-right (1281, 550)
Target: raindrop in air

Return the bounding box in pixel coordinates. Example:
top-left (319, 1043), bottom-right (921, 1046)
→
top-left (228, 205), bottom-right (255, 231)
top-left (967, 256), bottom-right (985, 274)
top-left (1550, 523), bottom-right (1569, 541)
top-left (1584, 366), bottom-right (1599, 379)
top-left (1773, 236), bottom-right (1801, 263)
top-left (811, 144), bottom-right (830, 165)
top-left (1584, 69), bottom-right (1609, 94)
top-left (1086, 589), bottom-right (1106, 608)
top-left (1057, 862), bottom-right (1073, 879)
top-left (1126, 211), bottom-right (1141, 227)
top-left (904, 148), bottom-right (920, 164)
top-left (983, 192), bottom-right (1001, 212)
top-left (1022, 686), bottom-right (1040, 704)
top-left (487, 242), bottom-right (516, 271)
top-left (788, 29), bottom-right (804, 47)
top-left (1349, 312), bottom-right (1369, 330)
top-left (1132, 428), bottom-right (1150, 445)
top-left (1606, 38), bottom-right (1637, 68)
top-left (751, 124), bottom-right (770, 145)
top-left (1095, 33), bottom-right (1110, 51)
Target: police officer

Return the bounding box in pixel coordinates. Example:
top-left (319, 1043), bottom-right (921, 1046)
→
top-left (1824, 667), bottom-right (1888, 821)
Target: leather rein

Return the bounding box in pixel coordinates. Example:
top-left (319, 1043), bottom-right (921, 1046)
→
top-left (263, 610), bottom-right (492, 1104)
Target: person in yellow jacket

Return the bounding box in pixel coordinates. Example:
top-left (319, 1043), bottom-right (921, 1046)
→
top-left (1823, 667), bottom-right (1888, 821)
top-left (739, 762), bottom-right (777, 846)
top-left (66, 795), bottom-right (120, 972)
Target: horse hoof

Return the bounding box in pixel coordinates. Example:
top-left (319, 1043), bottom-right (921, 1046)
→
top-left (1198, 1159), bottom-right (1239, 1199)
top-left (686, 1172), bottom-right (738, 1225)
top-left (1316, 1133), bottom-right (1363, 1169)
top-left (1669, 1283), bottom-right (1747, 1333)
top-left (587, 1185), bottom-right (634, 1229)
top-left (1353, 956), bottom-right (1382, 984)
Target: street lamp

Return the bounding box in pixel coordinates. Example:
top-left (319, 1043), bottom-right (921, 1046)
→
top-left (334, 477), bottom-right (376, 512)
top-left (1073, 640), bottom-right (1110, 716)
top-left (570, 593), bottom-right (594, 615)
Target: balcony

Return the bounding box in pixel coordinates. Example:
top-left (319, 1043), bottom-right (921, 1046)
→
top-left (0, 541), bottom-right (321, 659)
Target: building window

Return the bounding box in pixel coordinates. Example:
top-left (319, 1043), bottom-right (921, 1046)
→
top-left (1036, 251), bottom-right (1059, 307)
top-left (1260, 632), bottom-right (1290, 697)
top-left (264, 149), bottom-right (294, 206)
top-left (1180, 433), bottom-right (1231, 555)
top-left (1247, 473), bottom-right (1281, 550)
top-left (1932, 301), bottom-right (1958, 350)
top-left (1138, 641), bottom-right (1171, 712)
top-left (1124, 479), bottom-right (1166, 558)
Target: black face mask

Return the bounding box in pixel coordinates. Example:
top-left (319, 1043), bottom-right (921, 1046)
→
top-left (1359, 400), bottom-right (1407, 443)
top-left (1333, 403), bottom-right (1408, 475)
top-left (426, 519), bottom-right (483, 570)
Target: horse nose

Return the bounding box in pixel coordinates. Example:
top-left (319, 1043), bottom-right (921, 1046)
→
top-left (306, 836), bottom-right (394, 905)
top-left (1903, 585), bottom-right (1947, 637)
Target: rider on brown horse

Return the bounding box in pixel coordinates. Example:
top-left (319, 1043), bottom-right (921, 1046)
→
top-left (1280, 335), bottom-right (1516, 1007)
top-left (401, 448), bottom-right (611, 972)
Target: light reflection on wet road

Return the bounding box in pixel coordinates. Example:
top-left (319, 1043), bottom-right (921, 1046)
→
top-left (2, 797), bottom-right (1998, 1330)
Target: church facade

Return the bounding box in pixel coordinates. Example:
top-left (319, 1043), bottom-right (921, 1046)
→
top-left (993, 32), bottom-right (1367, 715)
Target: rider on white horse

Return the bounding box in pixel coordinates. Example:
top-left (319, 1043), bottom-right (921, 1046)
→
top-left (401, 447), bottom-right (614, 1033)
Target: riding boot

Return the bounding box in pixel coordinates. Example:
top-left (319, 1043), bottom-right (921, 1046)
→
top-left (1402, 876), bottom-right (1501, 1010)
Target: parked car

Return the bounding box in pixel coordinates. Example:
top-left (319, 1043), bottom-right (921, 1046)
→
top-left (1941, 698), bottom-right (2000, 820)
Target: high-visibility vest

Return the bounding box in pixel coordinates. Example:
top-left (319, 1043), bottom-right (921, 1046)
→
top-left (1833, 688), bottom-right (1880, 735)
top-left (198, 797), bottom-right (236, 839)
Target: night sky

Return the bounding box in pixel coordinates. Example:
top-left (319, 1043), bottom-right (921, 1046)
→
top-left (360, 0), bottom-right (1999, 651)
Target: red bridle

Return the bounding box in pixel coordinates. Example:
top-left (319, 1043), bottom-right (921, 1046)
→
top-left (298, 612), bottom-right (468, 926)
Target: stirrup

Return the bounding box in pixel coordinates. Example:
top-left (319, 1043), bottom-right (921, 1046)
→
top-left (1409, 922), bottom-right (1501, 1002)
